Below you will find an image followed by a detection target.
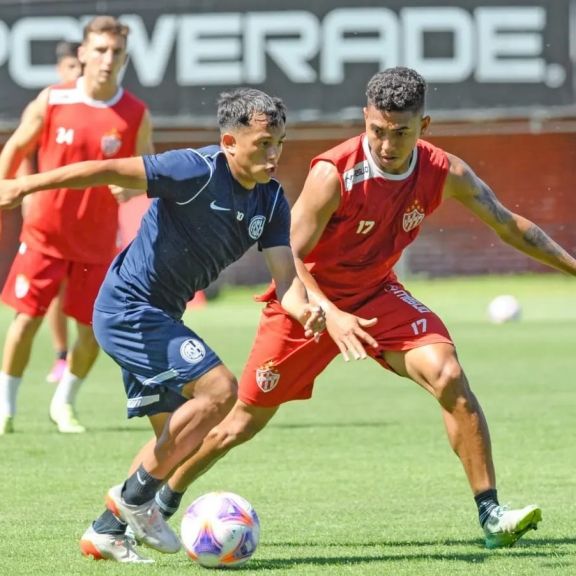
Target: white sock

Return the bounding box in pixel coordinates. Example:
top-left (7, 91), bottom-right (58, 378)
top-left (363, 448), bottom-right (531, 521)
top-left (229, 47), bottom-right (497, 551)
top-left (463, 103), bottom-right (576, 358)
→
top-left (50, 368), bottom-right (83, 411)
top-left (0, 372), bottom-right (22, 417)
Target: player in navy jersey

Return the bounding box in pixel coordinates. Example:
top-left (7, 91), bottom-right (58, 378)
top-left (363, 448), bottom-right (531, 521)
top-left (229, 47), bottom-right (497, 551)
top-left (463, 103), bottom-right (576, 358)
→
top-left (0, 88), bottom-right (325, 563)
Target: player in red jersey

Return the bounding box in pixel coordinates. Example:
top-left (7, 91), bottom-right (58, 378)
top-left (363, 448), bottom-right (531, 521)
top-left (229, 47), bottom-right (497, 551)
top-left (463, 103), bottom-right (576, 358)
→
top-left (0, 16), bottom-right (153, 435)
top-left (16, 41), bottom-right (83, 386)
top-left (146, 68), bottom-right (576, 548)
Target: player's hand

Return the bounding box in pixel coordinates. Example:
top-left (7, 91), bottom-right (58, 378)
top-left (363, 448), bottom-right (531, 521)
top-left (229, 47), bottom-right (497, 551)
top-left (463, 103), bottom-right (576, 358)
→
top-left (325, 309), bottom-right (378, 361)
top-left (109, 185), bottom-right (143, 203)
top-left (300, 305), bottom-right (326, 341)
top-left (0, 180), bottom-right (23, 210)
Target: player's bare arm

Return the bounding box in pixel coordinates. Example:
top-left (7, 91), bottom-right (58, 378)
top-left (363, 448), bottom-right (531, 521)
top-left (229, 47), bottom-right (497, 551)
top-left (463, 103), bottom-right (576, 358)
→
top-left (109, 109), bottom-right (155, 203)
top-left (0, 88), bottom-right (49, 180)
top-left (444, 153), bottom-right (576, 275)
top-left (291, 161), bottom-right (378, 361)
top-left (263, 245), bottom-right (325, 338)
top-left (0, 156), bottom-right (147, 210)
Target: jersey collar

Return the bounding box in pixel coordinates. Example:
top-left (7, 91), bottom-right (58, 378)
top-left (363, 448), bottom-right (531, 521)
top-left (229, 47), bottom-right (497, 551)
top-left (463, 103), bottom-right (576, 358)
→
top-left (76, 77), bottom-right (124, 108)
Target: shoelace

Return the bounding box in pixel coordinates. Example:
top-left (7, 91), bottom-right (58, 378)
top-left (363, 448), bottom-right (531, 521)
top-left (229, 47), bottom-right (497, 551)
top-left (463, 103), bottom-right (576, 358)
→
top-left (114, 535), bottom-right (139, 559)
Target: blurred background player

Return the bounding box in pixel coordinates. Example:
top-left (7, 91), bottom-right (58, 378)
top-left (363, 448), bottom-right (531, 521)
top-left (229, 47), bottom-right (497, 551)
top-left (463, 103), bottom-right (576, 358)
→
top-left (146, 67), bottom-right (576, 549)
top-left (0, 16), bottom-right (153, 435)
top-left (17, 40), bottom-right (83, 385)
top-left (54, 40), bottom-right (83, 83)
top-left (0, 88), bottom-right (325, 563)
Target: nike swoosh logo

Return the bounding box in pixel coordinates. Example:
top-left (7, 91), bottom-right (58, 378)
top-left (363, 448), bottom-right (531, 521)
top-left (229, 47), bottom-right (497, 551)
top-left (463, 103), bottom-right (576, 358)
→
top-left (210, 200), bottom-right (231, 212)
top-left (136, 471), bottom-right (146, 485)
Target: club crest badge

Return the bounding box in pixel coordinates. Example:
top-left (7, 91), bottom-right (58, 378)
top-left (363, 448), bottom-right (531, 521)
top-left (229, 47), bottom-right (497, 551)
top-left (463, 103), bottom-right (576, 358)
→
top-left (15, 274), bottom-right (30, 299)
top-left (256, 362), bottom-right (280, 392)
top-left (248, 215), bottom-right (266, 240)
top-left (402, 200), bottom-right (425, 232)
top-left (101, 130), bottom-right (122, 157)
top-left (180, 338), bottom-right (206, 364)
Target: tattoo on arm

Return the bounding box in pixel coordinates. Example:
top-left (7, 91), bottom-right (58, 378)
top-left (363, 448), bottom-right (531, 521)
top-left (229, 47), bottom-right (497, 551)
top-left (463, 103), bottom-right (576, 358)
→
top-left (475, 184), bottom-right (513, 225)
top-left (523, 224), bottom-right (565, 257)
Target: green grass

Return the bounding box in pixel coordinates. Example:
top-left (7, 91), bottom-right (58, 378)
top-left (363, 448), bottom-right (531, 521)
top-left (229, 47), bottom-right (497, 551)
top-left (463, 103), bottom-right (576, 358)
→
top-left (0, 274), bottom-right (575, 575)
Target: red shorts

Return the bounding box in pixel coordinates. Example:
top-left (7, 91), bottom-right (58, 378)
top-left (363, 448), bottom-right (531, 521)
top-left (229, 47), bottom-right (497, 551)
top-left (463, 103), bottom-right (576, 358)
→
top-left (1, 243), bottom-right (110, 325)
top-left (239, 282), bottom-right (454, 407)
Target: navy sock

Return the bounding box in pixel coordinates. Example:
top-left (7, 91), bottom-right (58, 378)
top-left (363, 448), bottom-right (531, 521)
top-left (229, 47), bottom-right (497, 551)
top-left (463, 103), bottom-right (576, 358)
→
top-left (155, 484), bottom-right (184, 519)
top-left (57, 350), bottom-right (67, 361)
top-left (122, 464), bottom-right (163, 505)
top-left (475, 488), bottom-right (499, 527)
top-left (92, 509), bottom-right (127, 535)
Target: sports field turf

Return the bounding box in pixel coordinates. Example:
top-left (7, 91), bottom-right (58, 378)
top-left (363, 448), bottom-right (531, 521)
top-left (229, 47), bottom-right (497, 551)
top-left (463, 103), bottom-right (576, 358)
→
top-left (0, 274), bottom-right (574, 575)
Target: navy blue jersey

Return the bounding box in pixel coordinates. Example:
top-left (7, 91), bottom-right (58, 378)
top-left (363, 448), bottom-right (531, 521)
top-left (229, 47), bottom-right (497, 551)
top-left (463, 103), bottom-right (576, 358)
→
top-left (95, 146), bottom-right (290, 318)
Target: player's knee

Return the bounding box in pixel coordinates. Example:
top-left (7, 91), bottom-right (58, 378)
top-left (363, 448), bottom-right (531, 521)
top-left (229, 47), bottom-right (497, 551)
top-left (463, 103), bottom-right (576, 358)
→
top-left (207, 375), bottom-right (238, 416)
top-left (11, 313), bottom-right (42, 341)
top-left (206, 413), bottom-right (262, 451)
top-left (432, 358), bottom-right (469, 409)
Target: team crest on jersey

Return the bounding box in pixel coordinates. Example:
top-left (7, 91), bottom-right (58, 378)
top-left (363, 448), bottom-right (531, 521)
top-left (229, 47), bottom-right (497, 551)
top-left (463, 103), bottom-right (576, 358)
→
top-left (402, 200), bottom-right (425, 232)
top-left (248, 215), bottom-right (266, 240)
top-left (256, 362), bottom-right (280, 392)
top-left (101, 129), bottom-right (122, 157)
top-left (180, 338), bottom-right (206, 364)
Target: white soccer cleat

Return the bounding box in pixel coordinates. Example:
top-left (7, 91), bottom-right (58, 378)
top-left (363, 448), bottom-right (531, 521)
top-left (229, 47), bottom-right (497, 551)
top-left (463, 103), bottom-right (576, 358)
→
top-left (105, 484), bottom-right (181, 554)
top-left (0, 415), bottom-right (14, 435)
top-left (483, 504), bottom-right (542, 549)
top-left (80, 525), bottom-right (154, 563)
top-left (49, 403), bottom-right (86, 433)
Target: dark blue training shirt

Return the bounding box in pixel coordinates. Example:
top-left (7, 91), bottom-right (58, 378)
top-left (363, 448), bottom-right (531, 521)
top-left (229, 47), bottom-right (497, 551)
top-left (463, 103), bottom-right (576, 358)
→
top-left (95, 146), bottom-right (290, 318)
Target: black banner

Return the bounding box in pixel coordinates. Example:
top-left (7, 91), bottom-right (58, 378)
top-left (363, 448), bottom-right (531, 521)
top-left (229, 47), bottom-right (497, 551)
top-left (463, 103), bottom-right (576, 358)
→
top-left (0, 0), bottom-right (573, 124)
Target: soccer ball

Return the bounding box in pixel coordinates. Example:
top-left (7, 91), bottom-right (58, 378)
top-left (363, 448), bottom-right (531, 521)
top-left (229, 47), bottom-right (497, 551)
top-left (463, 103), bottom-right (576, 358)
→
top-left (181, 491), bottom-right (260, 568)
top-left (487, 294), bottom-right (521, 324)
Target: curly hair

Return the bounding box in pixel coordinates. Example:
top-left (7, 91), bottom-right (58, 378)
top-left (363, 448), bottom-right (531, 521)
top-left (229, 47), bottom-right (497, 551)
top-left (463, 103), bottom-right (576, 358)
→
top-left (366, 67), bottom-right (426, 113)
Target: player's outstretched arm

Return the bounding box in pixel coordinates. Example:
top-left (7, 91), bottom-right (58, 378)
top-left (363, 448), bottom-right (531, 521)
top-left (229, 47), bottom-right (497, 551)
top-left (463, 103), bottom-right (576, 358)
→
top-left (291, 161), bottom-right (378, 361)
top-left (0, 157), bottom-right (148, 210)
top-left (263, 245), bottom-right (325, 339)
top-left (444, 153), bottom-right (576, 276)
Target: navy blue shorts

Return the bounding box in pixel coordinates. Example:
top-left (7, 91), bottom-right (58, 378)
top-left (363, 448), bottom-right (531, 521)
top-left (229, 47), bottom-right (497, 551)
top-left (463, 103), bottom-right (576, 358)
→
top-left (93, 305), bottom-right (222, 418)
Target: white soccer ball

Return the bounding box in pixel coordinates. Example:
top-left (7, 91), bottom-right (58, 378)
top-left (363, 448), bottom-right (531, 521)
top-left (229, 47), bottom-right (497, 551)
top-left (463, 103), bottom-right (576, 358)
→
top-left (487, 294), bottom-right (522, 324)
top-left (181, 491), bottom-right (260, 568)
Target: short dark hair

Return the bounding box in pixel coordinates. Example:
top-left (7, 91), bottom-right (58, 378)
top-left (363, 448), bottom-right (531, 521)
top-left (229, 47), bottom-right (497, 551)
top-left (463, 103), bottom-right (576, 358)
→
top-left (366, 67), bottom-right (426, 114)
top-left (83, 15), bottom-right (129, 43)
top-left (217, 88), bottom-right (287, 131)
top-left (55, 41), bottom-right (80, 62)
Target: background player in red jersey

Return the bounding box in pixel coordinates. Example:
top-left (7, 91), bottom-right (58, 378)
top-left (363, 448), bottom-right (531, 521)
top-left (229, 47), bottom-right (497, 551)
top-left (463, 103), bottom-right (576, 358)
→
top-left (146, 68), bottom-right (576, 549)
top-left (0, 16), bottom-right (153, 435)
top-left (16, 41), bottom-right (83, 386)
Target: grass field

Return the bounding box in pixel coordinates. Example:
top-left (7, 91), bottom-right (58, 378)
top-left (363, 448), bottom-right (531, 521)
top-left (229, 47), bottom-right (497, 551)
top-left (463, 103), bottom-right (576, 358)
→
top-left (0, 274), bottom-right (574, 575)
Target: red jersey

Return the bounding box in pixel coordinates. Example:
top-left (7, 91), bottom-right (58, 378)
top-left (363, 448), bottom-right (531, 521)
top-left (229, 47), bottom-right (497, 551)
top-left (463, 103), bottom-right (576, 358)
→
top-left (22, 78), bottom-right (146, 264)
top-left (305, 135), bottom-right (449, 302)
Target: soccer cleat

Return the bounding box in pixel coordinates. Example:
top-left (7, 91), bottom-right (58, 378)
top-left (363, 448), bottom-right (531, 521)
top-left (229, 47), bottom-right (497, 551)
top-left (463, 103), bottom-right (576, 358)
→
top-left (0, 415), bottom-right (14, 435)
top-left (105, 484), bottom-right (181, 554)
top-left (49, 403), bottom-right (86, 433)
top-left (483, 504), bottom-right (542, 549)
top-left (46, 358), bottom-right (67, 383)
top-left (80, 525), bottom-right (154, 563)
